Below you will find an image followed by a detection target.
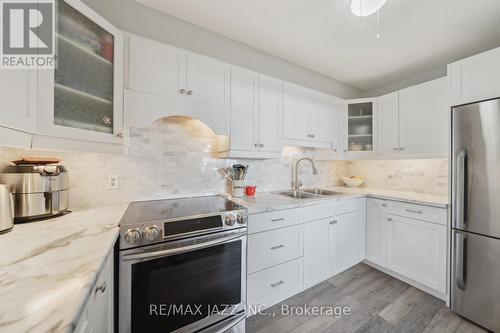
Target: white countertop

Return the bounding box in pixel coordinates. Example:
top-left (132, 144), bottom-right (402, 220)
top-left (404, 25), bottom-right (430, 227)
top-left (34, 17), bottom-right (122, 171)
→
top-left (229, 186), bottom-right (448, 214)
top-left (0, 204), bottom-right (128, 333)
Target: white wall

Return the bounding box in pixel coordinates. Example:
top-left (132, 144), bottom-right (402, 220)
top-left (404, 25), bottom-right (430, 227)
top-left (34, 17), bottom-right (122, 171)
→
top-left (362, 65), bottom-right (448, 97)
top-left (81, 0), bottom-right (362, 99)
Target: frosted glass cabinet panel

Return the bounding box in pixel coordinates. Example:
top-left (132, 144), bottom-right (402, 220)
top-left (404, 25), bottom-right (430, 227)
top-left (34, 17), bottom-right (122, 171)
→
top-left (37, 0), bottom-right (123, 143)
top-left (344, 98), bottom-right (378, 156)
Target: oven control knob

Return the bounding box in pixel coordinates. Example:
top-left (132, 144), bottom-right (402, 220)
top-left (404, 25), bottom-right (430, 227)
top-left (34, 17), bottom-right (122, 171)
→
top-left (224, 214), bottom-right (236, 226)
top-left (236, 213), bottom-right (247, 224)
top-left (124, 228), bottom-right (142, 244)
top-left (144, 226), bottom-right (161, 241)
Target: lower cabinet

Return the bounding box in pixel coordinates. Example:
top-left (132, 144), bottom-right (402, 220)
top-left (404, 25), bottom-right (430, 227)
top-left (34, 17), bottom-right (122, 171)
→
top-left (330, 211), bottom-right (364, 276)
top-left (303, 218), bottom-right (330, 289)
top-left (386, 215), bottom-right (447, 294)
top-left (74, 251), bottom-right (114, 333)
top-left (365, 198), bottom-right (388, 266)
top-left (247, 258), bottom-right (303, 312)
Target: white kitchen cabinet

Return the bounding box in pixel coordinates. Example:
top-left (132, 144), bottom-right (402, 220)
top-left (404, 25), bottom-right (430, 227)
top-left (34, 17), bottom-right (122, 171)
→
top-left (449, 46), bottom-right (500, 106)
top-left (37, 0), bottom-right (124, 145)
top-left (303, 218), bottom-right (331, 289)
top-left (377, 92), bottom-right (399, 157)
top-left (125, 34), bottom-right (230, 135)
top-left (222, 67), bottom-right (281, 158)
top-left (257, 75), bottom-right (282, 153)
top-left (386, 214), bottom-right (447, 294)
top-left (398, 77), bottom-right (448, 155)
top-left (128, 35), bottom-right (186, 99)
top-left (344, 98), bottom-right (378, 158)
top-left (0, 69), bottom-right (37, 134)
top-left (329, 211), bottom-right (363, 276)
top-left (365, 198), bottom-right (388, 267)
top-left (282, 82), bottom-right (334, 148)
top-left (227, 67), bottom-right (258, 152)
top-left (186, 53), bottom-right (230, 108)
top-left (74, 252), bottom-right (114, 333)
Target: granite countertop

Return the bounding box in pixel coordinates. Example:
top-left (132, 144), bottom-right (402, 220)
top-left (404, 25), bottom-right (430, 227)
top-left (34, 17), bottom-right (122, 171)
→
top-left (229, 187), bottom-right (448, 214)
top-left (0, 204), bottom-right (128, 333)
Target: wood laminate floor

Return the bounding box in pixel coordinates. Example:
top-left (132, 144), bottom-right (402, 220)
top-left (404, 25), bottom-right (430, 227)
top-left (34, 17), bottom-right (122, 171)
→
top-left (246, 263), bottom-right (487, 333)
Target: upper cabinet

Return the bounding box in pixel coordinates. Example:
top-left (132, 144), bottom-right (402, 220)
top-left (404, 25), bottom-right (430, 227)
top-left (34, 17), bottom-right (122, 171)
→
top-left (0, 70), bottom-right (37, 134)
top-left (125, 34), bottom-right (230, 135)
top-left (449, 46), bottom-right (500, 106)
top-left (221, 67), bottom-right (282, 158)
top-left (343, 98), bottom-right (378, 158)
top-left (377, 92), bottom-right (399, 157)
top-left (37, 0), bottom-right (124, 146)
top-left (282, 83), bottom-right (334, 148)
top-left (398, 77), bottom-right (448, 156)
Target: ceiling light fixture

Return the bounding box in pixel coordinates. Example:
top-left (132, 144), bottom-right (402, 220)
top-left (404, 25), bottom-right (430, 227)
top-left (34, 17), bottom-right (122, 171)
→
top-left (351, 0), bottom-right (387, 17)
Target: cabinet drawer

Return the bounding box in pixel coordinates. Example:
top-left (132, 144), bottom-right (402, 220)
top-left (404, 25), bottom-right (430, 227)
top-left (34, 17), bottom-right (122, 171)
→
top-left (248, 209), bottom-right (302, 234)
top-left (387, 201), bottom-right (446, 225)
top-left (247, 258), bottom-right (303, 310)
top-left (248, 225), bottom-right (303, 273)
top-left (302, 199), bottom-right (355, 223)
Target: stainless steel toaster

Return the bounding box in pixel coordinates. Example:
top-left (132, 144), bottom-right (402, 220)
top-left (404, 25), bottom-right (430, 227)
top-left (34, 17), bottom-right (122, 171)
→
top-left (0, 164), bottom-right (69, 222)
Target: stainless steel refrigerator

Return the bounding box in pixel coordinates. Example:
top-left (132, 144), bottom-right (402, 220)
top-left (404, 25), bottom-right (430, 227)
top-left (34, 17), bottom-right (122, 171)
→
top-left (451, 97), bottom-right (500, 332)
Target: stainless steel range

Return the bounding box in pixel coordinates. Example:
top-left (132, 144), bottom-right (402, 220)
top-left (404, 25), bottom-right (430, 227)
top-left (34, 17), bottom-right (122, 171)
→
top-left (118, 195), bottom-right (247, 333)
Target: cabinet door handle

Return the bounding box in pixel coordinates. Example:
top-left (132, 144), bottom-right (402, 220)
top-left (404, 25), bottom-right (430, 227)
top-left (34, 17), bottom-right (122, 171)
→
top-left (95, 281), bottom-right (106, 294)
top-left (311, 134), bottom-right (315, 138)
top-left (254, 143), bottom-right (259, 147)
top-left (270, 280), bottom-right (284, 288)
top-left (387, 217), bottom-right (392, 221)
top-left (393, 147), bottom-right (398, 151)
top-left (382, 203), bottom-right (387, 207)
top-left (333, 149), bottom-right (338, 152)
top-left (102, 116), bottom-right (112, 126)
top-left (330, 220), bottom-right (338, 225)
top-left (405, 209), bottom-right (422, 214)
top-left (116, 132), bottom-right (123, 138)
top-left (259, 144), bottom-right (264, 148)
top-left (187, 90), bottom-right (193, 96)
top-left (399, 147), bottom-right (405, 151)
top-left (179, 89), bottom-right (186, 94)
top-left (343, 150), bottom-right (347, 153)
top-left (271, 218), bottom-right (285, 222)
top-left (270, 245), bottom-right (285, 250)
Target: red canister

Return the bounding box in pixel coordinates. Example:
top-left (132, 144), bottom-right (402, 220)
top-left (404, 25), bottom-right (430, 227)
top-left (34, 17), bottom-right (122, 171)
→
top-left (245, 186), bottom-right (257, 196)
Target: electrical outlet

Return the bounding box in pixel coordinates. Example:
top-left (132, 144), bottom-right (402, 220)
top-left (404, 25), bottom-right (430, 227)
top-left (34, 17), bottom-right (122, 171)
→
top-left (107, 175), bottom-right (119, 189)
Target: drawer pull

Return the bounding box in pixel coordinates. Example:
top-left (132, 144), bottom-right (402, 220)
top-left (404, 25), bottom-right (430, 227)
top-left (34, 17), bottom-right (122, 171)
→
top-left (270, 245), bottom-right (285, 250)
top-left (405, 209), bottom-right (423, 214)
top-left (270, 280), bottom-right (284, 288)
top-left (95, 281), bottom-right (106, 294)
top-left (271, 218), bottom-right (285, 222)
top-left (330, 220), bottom-right (338, 225)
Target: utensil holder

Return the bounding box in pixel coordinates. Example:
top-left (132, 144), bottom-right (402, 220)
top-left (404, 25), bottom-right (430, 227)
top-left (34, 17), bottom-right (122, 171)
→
top-left (232, 180), bottom-right (245, 198)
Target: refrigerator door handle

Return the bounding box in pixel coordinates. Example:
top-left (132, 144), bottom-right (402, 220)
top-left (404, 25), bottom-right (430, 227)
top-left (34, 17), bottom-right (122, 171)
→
top-left (455, 148), bottom-right (467, 229)
top-left (455, 232), bottom-right (467, 290)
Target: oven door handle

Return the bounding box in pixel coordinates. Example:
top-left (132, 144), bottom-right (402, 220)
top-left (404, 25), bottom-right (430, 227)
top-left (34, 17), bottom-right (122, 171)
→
top-left (123, 232), bottom-right (246, 261)
top-left (201, 312), bottom-right (245, 333)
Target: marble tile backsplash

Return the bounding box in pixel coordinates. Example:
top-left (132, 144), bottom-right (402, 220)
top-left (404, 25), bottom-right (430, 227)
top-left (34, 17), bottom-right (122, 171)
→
top-left (0, 117), bottom-right (448, 209)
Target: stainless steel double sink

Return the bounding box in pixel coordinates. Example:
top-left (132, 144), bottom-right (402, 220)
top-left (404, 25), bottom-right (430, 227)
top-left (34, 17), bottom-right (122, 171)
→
top-left (273, 188), bottom-right (342, 199)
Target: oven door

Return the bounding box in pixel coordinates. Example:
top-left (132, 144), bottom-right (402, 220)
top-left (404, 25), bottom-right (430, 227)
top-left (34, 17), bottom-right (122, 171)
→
top-left (119, 229), bottom-right (247, 333)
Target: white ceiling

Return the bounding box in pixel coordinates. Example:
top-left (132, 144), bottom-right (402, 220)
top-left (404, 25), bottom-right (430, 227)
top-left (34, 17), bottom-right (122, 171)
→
top-left (136, 0), bottom-right (500, 91)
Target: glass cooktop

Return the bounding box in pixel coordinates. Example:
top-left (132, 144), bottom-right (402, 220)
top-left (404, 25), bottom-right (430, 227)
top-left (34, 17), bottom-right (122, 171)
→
top-left (120, 195), bottom-right (245, 226)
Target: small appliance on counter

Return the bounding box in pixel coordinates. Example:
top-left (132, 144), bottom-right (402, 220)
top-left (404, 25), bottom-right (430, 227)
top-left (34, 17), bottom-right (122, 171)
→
top-left (0, 184), bottom-right (14, 233)
top-left (224, 164), bottom-right (248, 198)
top-left (0, 158), bottom-right (69, 222)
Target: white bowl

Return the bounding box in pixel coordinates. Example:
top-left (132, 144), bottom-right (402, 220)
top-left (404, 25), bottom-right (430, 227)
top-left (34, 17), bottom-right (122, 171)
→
top-left (342, 176), bottom-right (365, 188)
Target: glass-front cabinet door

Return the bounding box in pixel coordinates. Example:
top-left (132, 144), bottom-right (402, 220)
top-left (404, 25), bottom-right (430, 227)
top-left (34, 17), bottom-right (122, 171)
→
top-left (344, 98), bottom-right (378, 157)
top-left (37, 0), bottom-right (123, 143)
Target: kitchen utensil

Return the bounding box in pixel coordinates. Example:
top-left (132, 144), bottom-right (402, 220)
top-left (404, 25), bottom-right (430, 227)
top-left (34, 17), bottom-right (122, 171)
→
top-left (245, 186), bottom-right (257, 197)
top-left (342, 176), bottom-right (365, 188)
top-left (0, 184), bottom-right (14, 234)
